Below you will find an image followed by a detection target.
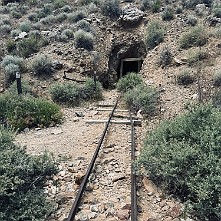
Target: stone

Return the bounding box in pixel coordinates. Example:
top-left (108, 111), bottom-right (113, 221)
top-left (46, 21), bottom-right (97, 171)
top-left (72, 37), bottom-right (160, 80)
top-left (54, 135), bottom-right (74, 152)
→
top-left (75, 172), bottom-right (85, 185)
top-left (52, 60), bottom-right (63, 70)
top-left (116, 209), bottom-right (130, 220)
top-left (75, 112), bottom-right (84, 117)
top-left (119, 5), bottom-right (144, 25)
top-left (87, 211), bottom-right (97, 219)
top-left (51, 129), bottom-right (63, 135)
top-left (112, 173), bottom-right (126, 182)
top-left (15, 31), bottom-right (28, 40)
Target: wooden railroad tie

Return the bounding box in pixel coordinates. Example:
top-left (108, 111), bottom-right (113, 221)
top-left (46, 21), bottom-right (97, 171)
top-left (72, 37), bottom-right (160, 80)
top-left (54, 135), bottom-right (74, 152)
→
top-left (85, 119), bottom-right (141, 126)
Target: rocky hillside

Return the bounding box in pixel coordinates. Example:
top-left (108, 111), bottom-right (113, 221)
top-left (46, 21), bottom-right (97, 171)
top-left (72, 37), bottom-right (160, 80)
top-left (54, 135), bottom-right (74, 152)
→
top-left (0, 0), bottom-right (220, 105)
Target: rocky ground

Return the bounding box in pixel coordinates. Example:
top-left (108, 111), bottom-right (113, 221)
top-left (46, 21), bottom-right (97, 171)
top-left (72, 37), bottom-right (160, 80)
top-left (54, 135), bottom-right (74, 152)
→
top-left (1, 0), bottom-right (221, 220)
top-left (15, 90), bottom-right (195, 221)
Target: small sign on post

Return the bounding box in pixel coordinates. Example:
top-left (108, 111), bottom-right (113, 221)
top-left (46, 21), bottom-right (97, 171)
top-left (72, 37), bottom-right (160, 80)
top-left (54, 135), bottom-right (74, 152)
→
top-left (16, 72), bottom-right (22, 95)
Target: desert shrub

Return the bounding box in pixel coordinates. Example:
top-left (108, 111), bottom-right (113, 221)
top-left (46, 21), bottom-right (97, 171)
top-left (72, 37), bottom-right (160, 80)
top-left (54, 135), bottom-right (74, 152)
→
top-left (159, 47), bottom-right (172, 67)
top-left (186, 14), bottom-right (198, 26)
top-left (140, 0), bottom-right (151, 11)
top-left (100, 0), bottom-right (121, 18)
top-left (213, 71), bottom-right (221, 86)
top-left (0, 93), bottom-right (62, 130)
top-left (55, 12), bottom-right (68, 22)
top-left (0, 126), bottom-right (58, 221)
top-left (19, 21), bottom-right (32, 32)
top-left (186, 49), bottom-right (208, 66)
top-left (124, 84), bottom-right (159, 114)
top-left (6, 39), bottom-right (16, 53)
top-left (67, 10), bottom-right (86, 22)
top-left (50, 82), bottom-right (81, 105)
top-left (40, 15), bottom-right (56, 25)
top-left (144, 20), bottom-right (165, 49)
top-left (213, 5), bottom-right (221, 18)
top-left (17, 35), bottom-right (48, 58)
top-left (76, 19), bottom-right (91, 32)
top-left (182, 0), bottom-right (200, 8)
top-left (175, 6), bottom-right (183, 14)
top-left (117, 72), bottom-right (143, 92)
top-left (151, 0), bottom-right (161, 13)
top-left (62, 29), bottom-right (74, 38)
top-left (0, 24), bottom-right (12, 35)
top-left (50, 78), bottom-right (102, 105)
top-left (53, 0), bottom-right (67, 9)
top-left (82, 78), bottom-right (102, 99)
top-left (61, 5), bottom-right (72, 12)
top-left (136, 104), bottom-right (221, 220)
top-left (74, 29), bottom-right (94, 50)
top-left (38, 3), bottom-right (54, 18)
top-left (1, 55), bottom-right (24, 82)
top-left (11, 29), bottom-right (21, 37)
top-left (180, 26), bottom-right (207, 49)
top-left (161, 6), bottom-right (174, 21)
top-left (177, 68), bottom-right (195, 85)
top-left (28, 12), bottom-right (39, 22)
top-left (32, 54), bottom-right (53, 76)
top-left (213, 25), bottom-right (221, 38)
top-left (11, 10), bottom-right (22, 19)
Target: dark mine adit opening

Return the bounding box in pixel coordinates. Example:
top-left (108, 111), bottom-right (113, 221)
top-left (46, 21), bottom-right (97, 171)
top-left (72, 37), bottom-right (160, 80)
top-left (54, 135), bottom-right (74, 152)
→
top-left (117, 58), bottom-right (143, 79)
top-left (101, 40), bottom-right (146, 88)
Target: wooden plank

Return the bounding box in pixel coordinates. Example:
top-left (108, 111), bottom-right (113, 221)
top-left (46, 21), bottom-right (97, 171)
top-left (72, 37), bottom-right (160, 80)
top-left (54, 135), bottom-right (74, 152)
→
top-left (97, 108), bottom-right (129, 112)
top-left (85, 119), bottom-right (141, 126)
top-left (97, 103), bottom-right (115, 107)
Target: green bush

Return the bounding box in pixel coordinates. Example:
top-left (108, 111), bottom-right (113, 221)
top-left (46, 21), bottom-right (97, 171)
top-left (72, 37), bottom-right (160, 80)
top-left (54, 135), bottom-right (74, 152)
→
top-left (100, 0), bottom-right (121, 18)
top-left (186, 15), bottom-right (198, 26)
top-left (55, 12), bottom-right (68, 22)
top-left (50, 78), bottom-right (102, 105)
top-left (213, 88), bottom-right (221, 107)
top-left (124, 84), bottom-right (159, 114)
top-left (19, 21), bottom-right (32, 32)
top-left (136, 104), bottom-right (221, 220)
top-left (50, 82), bottom-right (81, 105)
top-left (0, 24), bottom-right (12, 35)
top-left (67, 10), bottom-right (86, 22)
top-left (213, 71), bottom-right (221, 87)
top-left (74, 29), bottom-right (94, 50)
top-left (17, 35), bottom-right (48, 58)
top-left (180, 26), bottom-right (207, 49)
top-left (1, 55), bottom-right (24, 82)
top-left (159, 47), bottom-right (172, 67)
top-left (82, 78), bottom-right (102, 99)
top-left (144, 20), bottom-right (165, 49)
top-left (175, 6), bottom-right (183, 14)
top-left (6, 39), bottom-right (16, 53)
top-left (117, 72), bottom-right (143, 92)
top-left (186, 49), bottom-right (208, 66)
top-left (161, 6), bottom-right (174, 21)
top-left (213, 5), bottom-right (221, 18)
top-left (151, 0), bottom-right (161, 13)
top-left (0, 126), bottom-right (58, 221)
top-left (177, 68), bottom-right (195, 85)
top-left (17, 36), bottom-right (39, 58)
top-left (76, 19), bottom-right (91, 32)
top-left (0, 93), bottom-right (62, 130)
top-left (140, 0), bottom-right (151, 11)
top-left (32, 54), bottom-right (54, 76)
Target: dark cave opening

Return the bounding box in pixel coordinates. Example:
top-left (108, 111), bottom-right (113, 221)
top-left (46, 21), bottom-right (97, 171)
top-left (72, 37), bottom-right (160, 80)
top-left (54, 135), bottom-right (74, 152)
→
top-left (117, 58), bottom-right (143, 79)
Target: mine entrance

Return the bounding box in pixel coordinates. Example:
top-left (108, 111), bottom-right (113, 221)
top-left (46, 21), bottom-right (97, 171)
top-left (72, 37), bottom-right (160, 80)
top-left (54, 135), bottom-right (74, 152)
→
top-left (118, 58), bottom-right (143, 79)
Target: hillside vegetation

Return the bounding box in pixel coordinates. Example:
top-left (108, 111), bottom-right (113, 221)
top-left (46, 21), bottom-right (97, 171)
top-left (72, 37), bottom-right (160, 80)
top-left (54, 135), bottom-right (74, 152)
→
top-left (0, 0), bottom-right (221, 220)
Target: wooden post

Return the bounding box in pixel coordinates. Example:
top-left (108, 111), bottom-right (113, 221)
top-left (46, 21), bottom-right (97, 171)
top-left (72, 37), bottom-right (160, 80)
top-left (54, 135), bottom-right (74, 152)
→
top-left (16, 72), bottom-right (22, 95)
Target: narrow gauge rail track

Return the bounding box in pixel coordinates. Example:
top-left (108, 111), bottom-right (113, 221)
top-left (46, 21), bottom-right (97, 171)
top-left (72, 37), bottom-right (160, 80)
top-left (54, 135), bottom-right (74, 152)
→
top-left (67, 97), bottom-right (139, 221)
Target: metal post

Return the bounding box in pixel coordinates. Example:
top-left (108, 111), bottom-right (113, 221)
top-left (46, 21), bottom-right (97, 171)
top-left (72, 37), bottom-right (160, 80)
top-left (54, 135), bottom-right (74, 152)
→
top-left (16, 72), bottom-right (22, 95)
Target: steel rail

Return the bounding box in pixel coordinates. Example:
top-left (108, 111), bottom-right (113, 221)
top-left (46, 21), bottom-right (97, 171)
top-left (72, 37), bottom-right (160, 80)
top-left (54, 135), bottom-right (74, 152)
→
top-left (67, 98), bottom-right (119, 221)
top-left (130, 111), bottom-right (138, 221)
